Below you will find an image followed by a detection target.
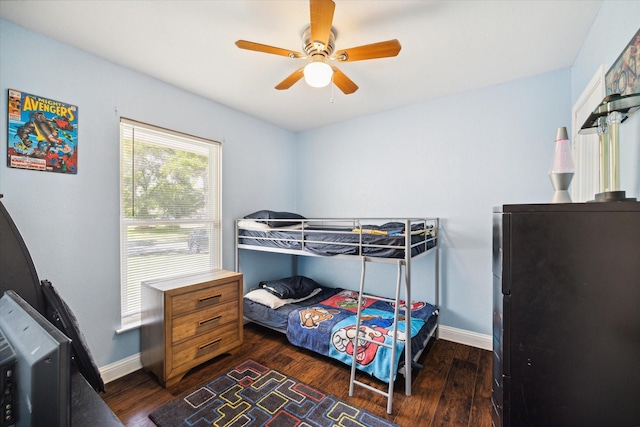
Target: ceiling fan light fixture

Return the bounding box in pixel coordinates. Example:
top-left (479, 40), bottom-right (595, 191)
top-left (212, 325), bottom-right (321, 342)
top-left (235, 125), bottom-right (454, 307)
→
top-left (304, 61), bottom-right (333, 88)
top-left (235, 1), bottom-right (399, 95)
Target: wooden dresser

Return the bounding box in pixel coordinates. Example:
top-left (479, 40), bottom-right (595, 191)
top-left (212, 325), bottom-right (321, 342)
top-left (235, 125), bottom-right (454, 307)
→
top-left (141, 270), bottom-right (243, 387)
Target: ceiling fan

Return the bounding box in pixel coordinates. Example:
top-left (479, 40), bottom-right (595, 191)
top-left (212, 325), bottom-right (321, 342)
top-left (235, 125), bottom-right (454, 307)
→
top-left (235, 0), bottom-right (401, 94)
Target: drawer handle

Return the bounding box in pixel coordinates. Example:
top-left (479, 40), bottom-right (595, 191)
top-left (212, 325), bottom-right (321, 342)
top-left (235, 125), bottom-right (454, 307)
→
top-left (198, 294), bottom-right (222, 304)
top-left (198, 315), bottom-right (222, 326)
top-left (198, 339), bottom-right (221, 351)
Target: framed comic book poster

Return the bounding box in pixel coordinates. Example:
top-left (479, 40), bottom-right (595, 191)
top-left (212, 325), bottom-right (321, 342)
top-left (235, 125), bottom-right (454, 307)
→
top-left (7, 89), bottom-right (78, 174)
top-left (605, 28), bottom-right (640, 96)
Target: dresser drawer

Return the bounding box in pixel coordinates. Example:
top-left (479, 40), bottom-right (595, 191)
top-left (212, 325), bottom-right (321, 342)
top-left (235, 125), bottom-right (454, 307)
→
top-left (171, 321), bottom-right (240, 370)
top-left (170, 281), bottom-right (239, 314)
top-left (171, 300), bottom-right (239, 343)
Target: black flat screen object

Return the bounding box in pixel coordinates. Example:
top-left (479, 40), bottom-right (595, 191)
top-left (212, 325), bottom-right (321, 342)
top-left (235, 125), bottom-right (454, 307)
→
top-left (0, 291), bottom-right (71, 427)
top-left (41, 280), bottom-right (105, 393)
top-left (0, 196), bottom-right (45, 314)
top-left (0, 328), bottom-right (17, 426)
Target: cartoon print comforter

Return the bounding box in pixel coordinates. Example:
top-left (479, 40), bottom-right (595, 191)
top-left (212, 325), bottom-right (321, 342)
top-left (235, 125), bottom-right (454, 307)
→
top-left (285, 290), bottom-right (438, 383)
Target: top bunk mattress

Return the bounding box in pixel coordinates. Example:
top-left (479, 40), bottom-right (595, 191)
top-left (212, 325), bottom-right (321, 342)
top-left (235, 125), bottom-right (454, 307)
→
top-left (237, 217), bottom-right (437, 259)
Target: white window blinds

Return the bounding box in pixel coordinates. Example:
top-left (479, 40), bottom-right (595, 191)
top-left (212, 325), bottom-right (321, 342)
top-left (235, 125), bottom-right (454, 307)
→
top-left (119, 118), bottom-right (221, 328)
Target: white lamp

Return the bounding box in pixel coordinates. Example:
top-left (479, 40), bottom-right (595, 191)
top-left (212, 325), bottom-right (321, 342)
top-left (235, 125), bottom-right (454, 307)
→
top-left (304, 61), bottom-right (333, 88)
top-left (548, 126), bottom-right (574, 203)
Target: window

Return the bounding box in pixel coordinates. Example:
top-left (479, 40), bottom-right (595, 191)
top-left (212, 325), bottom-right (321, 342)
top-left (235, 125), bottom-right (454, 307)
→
top-left (119, 118), bottom-right (221, 329)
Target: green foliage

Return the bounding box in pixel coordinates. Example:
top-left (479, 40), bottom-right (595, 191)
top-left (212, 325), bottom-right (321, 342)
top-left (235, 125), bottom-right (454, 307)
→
top-left (122, 139), bottom-right (209, 219)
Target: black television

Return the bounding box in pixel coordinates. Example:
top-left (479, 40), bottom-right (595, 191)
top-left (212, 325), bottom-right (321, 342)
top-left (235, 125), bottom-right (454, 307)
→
top-left (0, 290), bottom-right (71, 427)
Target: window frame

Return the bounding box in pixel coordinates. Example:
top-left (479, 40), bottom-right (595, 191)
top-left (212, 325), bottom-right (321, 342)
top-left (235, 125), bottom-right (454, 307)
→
top-left (571, 65), bottom-right (605, 203)
top-left (118, 118), bottom-right (222, 330)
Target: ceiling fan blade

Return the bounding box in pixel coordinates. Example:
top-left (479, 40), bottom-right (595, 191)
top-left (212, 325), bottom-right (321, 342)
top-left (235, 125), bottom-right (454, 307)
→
top-left (334, 39), bottom-right (401, 62)
top-left (275, 67), bottom-right (305, 90)
top-left (310, 0), bottom-right (335, 48)
top-left (236, 40), bottom-right (303, 58)
top-left (331, 66), bottom-right (358, 94)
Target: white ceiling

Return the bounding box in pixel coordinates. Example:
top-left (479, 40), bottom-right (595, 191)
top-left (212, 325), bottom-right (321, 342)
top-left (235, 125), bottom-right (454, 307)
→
top-left (0, 0), bottom-right (602, 133)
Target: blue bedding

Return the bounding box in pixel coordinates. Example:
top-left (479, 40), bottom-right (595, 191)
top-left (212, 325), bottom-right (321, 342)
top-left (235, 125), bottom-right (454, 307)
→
top-left (285, 290), bottom-right (438, 383)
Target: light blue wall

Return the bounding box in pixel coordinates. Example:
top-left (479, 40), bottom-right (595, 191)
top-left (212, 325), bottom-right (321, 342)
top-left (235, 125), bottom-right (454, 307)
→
top-left (292, 0), bottom-right (639, 337)
top-left (294, 69), bottom-right (572, 335)
top-left (0, 0), bottom-right (637, 369)
top-left (571, 0), bottom-right (640, 199)
top-left (0, 19), bottom-right (297, 367)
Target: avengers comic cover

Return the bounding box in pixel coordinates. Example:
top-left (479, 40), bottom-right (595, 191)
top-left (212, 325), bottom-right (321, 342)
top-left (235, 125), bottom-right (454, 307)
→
top-left (7, 89), bottom-right (78, 174)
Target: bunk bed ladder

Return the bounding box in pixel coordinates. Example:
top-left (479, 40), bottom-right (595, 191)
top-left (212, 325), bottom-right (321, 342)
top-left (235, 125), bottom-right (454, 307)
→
top-left (349, 255), bottom-right (410, 414)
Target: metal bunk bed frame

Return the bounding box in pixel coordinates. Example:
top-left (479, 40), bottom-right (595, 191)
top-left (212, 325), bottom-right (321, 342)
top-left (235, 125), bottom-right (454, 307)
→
top-left (234, 217), bottom-right (440, 414)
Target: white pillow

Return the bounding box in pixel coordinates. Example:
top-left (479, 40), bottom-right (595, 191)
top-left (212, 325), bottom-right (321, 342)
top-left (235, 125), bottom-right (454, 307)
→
top-left (238, 220), bottom-right (271, 231)
top-left (244, 287), bottom-right (322, 309)
top-left (238, 220), bottom-right (306, 230)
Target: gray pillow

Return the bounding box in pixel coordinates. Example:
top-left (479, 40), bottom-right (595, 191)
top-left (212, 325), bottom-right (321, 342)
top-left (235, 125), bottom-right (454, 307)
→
top-left (259, 275), bottom-right (321, 299)
top-left (244, 210), bottom-right (305, 228)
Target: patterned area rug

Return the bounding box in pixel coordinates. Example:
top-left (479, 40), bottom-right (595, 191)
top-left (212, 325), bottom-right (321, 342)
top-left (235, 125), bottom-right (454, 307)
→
top-left (149, 359), bottom-right (399, 427)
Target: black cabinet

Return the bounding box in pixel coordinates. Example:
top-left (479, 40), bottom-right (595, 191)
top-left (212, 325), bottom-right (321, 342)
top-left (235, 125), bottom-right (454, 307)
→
top-left (492, 203), bottom-right (640, 427)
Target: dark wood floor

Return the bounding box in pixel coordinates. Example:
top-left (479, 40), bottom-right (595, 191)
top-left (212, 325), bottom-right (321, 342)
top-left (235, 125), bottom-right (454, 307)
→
top-left (102, 322), bottom-right (493, 427)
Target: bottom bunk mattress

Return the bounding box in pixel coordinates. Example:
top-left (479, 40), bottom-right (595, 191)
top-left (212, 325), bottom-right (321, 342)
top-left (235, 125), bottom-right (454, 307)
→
top-left (243, 285), bottom-right (343, 332)
top-left (285, 290), bottom-right (438, 383)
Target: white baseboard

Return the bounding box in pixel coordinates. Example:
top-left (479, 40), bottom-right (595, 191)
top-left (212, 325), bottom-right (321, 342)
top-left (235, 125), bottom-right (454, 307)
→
top-left (99, 326), bottom-right (492, 383)
top-left (438, 325), bottom-right (492, 351)
top-left (100, 353), bottom-right (142, 384)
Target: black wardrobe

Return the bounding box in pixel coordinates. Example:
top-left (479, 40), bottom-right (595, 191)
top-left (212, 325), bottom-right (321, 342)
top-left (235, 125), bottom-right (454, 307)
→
top-left (492, 203), bottom-right (640, 427)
